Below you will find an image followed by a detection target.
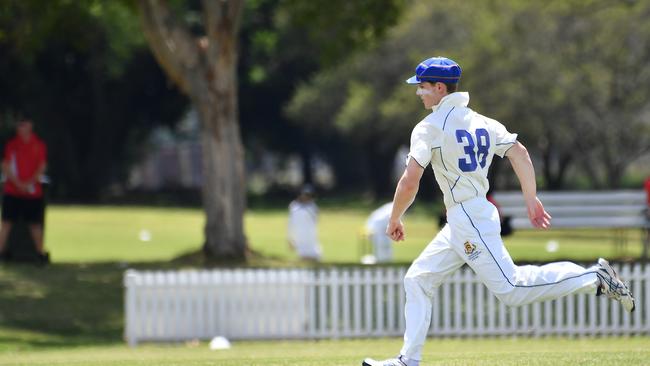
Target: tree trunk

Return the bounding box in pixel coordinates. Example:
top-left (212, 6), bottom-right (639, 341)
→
top-left (199, 99), bottom-right (246, 259)
top-left (195, 17), bottom-right (246, 260)
top-left (138, 0), bottom-right (247, 260)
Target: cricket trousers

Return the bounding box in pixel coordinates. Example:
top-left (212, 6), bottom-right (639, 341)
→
top-left (400, 197), bottom-right (599, 361)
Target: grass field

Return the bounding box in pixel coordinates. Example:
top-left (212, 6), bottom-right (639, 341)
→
top-left (1, 204), bottom-right (648, 365)
top-left (1, 337), bottom-right (649, 365)
top-left (43, 205), bottom-right (645, 264)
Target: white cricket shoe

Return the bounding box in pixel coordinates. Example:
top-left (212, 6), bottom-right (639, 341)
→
top-left (596, 258), bottom-right (635, 312)
top-left (362, 356), bottom-right (408, 366)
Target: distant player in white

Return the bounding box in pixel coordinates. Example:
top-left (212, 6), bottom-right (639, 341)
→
top-left (363, 57), bottom-right (635, 366)
top-left (287, 185), bottom-right (321, 261)
top-left (366, 202), bottom-right (394, 263)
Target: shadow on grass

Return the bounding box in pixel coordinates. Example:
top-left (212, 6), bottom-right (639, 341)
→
top-left (0, 249), bottom-right (345, 349)
top-left (0, 262), bottom-right (125, 347)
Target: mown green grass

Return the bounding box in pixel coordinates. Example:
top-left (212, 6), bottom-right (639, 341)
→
top-left (1, 204), bottom-right (646, 361)
top-left (43, 205), bottom-right (644, 264)
top-left (44, 206), bottom-right (204, 263)
top-left (1, 337), bottom-right (649, 366)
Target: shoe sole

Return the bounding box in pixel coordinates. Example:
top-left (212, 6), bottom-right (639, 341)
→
top-left (362, 359), bottom-right (403, 366)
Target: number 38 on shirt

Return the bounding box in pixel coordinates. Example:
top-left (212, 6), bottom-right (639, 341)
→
top-left (456, 128), bottom-right (490, 172)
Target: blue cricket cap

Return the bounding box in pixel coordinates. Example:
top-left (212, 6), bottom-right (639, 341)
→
top-left (405, 57), bottom-right (461, 84)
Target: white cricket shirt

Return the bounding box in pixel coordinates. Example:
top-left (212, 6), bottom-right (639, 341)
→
top-left (407, 92), bottom-right (517, 209)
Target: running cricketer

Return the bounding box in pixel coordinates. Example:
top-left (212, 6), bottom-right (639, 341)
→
top-left (362, 57), bottom-right (635, 366)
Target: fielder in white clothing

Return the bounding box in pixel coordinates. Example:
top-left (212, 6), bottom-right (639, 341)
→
top-left (366, 202), bottom-right (394, 263)
top-left (287, 185), bottom-right (321, 261)
top-left (363, 57), bottom-right (635, 366)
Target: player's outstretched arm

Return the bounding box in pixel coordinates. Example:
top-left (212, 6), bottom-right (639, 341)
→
top-left (387, 159), bottom-right (424, 241)
top-left (505, 142), bottom-right (552, 229)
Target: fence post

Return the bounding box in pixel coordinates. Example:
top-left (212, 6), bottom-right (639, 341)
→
top-left (463, 269), bottom-right (473, 335)
top-left (620, 264), bottom-right (632, 332)
top-left (331, 267), bottom-right (340, 339)
top-left (124, 270), bottom-right (138, 346)
top-left (341, 269), bottom-right (350, 337)
top-left (398, 267), bottom-right (406, 333)
top-left (476, 278), bottom-right (484, 336)
top-left (374, 267), bottom-right (384, 336)
top-left (386, 267), bottom-right (396, 334)
top-left (353, 268), bottom-right (362, 337)
top-left (364, 269), bottom-right (372, 335)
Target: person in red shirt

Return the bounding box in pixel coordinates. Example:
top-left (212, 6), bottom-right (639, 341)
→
top-left (0, 117), bottom-right (48, 263)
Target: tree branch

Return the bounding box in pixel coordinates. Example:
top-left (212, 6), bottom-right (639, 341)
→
top-left (202, 0), bottom-right (244, 65)
top-left (203, 0), bottom-right (244, 40)
top-left (137, 0), bottom-right (200, 95)
top-left (228, 0), bottom-right (245, 32)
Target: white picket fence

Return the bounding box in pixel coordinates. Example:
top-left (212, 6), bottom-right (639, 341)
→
top-left (124, 264), bottom-right (650, 346)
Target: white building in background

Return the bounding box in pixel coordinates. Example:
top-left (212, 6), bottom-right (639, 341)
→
top-left (128, 108), bottom-right (335, 192)
top-left (128, 109), bottom-right (203, 190)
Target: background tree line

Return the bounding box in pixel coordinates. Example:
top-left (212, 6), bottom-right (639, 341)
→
top-left (287, 0), bottom-right (650, 195)
top-left (1, 0), bottom-right (648, 199)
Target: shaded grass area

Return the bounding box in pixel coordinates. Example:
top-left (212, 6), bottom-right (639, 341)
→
top-left (0, 263), bottom-right (124, 349)
top-left (1, 337), bottom-right (650, 365)
top-left (0, 258), bottom-right (311, 352)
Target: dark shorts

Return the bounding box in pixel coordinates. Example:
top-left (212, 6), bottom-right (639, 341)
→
top-left (1, 195), bottom-right (45, 224)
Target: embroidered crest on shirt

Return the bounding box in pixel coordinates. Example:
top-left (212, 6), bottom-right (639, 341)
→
top-left (464, 241), bottom-right (481, 261)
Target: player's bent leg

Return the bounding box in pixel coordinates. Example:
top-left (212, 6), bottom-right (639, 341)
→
top-left (451, 199), bottom-right (601, 307)
top-left (363, 225), bottom-right (463, 366)
top-left (400, 230), bottom-right (465, 361)
top-left (456, 229), bottom-right (599, 307)
top-left (495, 261), bottom-right (599, 306)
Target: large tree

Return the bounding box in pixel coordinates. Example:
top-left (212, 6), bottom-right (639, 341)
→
top-left (137, 0), bottom-right (246, 259)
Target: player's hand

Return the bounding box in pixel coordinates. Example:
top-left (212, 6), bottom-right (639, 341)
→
top-left (525, 196), bottom-right (551, 229)
top-left (386, 219), bottom-right (405, 241)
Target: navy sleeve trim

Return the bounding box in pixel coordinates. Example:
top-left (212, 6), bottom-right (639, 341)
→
top-left (408, 154), bottom-right (428, 169)
top-left (496, 140), bottom-right (517, 146)
top-left (502, 140), bottom-right (518, 155)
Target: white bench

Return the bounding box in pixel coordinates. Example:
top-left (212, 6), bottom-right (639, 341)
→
top-left (492, 190), bottom-right (650, 258)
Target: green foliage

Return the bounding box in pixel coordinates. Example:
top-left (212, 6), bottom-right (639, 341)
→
top-left (335, 81), bottom-right (375, 133)
top-left (0, 0), bottom-right (187, 200)
top-left (0, 0), bottom-right (144, 76)
top-left (278, 0), bottom-right (406, 67)
top-left (87, 1), bottom-right (146, 77)
top-left (287, 0), bottom-right (650, 191)
top-left (238, 0), bottom-right (408, 194)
